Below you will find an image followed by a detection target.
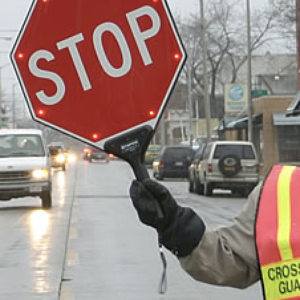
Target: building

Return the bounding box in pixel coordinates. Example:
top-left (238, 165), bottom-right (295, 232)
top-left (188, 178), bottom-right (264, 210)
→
top-left (155, 52), bottom-right (298, 154)
top-left (252, 95), bottom-right (300, 175)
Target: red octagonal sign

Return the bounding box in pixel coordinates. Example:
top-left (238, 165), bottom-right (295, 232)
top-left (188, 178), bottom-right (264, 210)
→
top-left (11, 0), bottom-right (186, 148)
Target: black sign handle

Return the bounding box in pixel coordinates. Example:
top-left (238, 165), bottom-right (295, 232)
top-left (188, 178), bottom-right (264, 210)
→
top-left (104, 125), bottom-right (167, 293)
top-left (104, 125), bottom-right (164, 218)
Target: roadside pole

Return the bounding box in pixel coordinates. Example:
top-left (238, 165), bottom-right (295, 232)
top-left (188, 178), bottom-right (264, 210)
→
top-left (187, 49), bottom-right (193, 146)
top-left (246, 0), bottom-right (253, 142)
top-left (0, 63), bottom-right (11, 128)
top-left (199, 0), bottom-right (211, 143)
top-left (297, 0), bottom-right (300, 90)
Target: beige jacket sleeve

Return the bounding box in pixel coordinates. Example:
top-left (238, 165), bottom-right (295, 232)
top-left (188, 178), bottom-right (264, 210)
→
top-left (179, 183), bottom-right (262, 289)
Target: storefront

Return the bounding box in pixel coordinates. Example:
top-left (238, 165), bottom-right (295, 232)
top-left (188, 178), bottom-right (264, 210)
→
top-left (273, 113), bottom-right (300, 163)
top-left (217, 95), bottom-right (300, 176)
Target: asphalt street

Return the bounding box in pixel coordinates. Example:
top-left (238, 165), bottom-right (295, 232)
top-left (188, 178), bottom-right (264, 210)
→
top-left (0, 159), bottom-right (262, 300)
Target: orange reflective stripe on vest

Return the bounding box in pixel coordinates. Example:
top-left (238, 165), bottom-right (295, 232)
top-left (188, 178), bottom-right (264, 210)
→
top-left (256, 165), bottom-right (300, 300)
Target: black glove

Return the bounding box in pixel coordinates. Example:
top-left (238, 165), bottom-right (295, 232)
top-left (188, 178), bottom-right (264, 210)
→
top-left (130, 179), bottom-right (205, 257)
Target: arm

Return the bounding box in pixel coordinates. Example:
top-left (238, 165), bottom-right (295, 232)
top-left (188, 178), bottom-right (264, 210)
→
top-left (130, 180), bottom-right (261, 289)
top-left (179, 184), bottom-right (261, 288)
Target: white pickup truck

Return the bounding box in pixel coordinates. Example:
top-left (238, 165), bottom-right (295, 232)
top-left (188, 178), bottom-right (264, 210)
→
top-left (0, 129), bottom-right (52, 209)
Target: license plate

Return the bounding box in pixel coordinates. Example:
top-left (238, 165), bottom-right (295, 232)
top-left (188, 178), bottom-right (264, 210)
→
top-left (30, 186), bottom-right (42, 193)
top-left (224, 166), bottom-right (234, 171)
top-left (175, 162), bottom-right (183, 166)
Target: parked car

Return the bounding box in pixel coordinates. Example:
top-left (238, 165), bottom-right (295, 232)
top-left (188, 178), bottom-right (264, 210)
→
top-left (193, 135), bottom-right (219, 151)
top-left (0, 129), bottom-right (52, 209)
top-left (108, 153), bottom-right (119, 160)
top-left (188, 143), bottom-right (207, 193)
top-left (82, 145), bottom-right (92, 160)
top-left (179, 140), bottom-right (200, 151)
top-left (144, 144), bottom-right (162, 165)
top-left (153, 145), bottom-right (195, 180)
top-left (48, 142), bottom-right (67, 171)
top-left (88, 148), bottom-right (109, 163)
top-left (196, 141), bottom-right (260, 197)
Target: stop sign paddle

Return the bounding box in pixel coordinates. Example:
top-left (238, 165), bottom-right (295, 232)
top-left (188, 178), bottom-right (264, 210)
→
top-left (11, 0), bottom-right (186, 181)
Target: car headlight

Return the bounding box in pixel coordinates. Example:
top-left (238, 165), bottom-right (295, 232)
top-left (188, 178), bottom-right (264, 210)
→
top-left (67, 153), bottom-right (77, 163)
top-left (32, 169), bottom-right (49, 179)
top-left (152, 161), bottom-right (159, 168)
top-left (55, 154), bottom-right (66, 163)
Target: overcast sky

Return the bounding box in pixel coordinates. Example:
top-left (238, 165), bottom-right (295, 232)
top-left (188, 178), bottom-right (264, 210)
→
top-left (0, 0), bottom-right (271, 97)
top-left (0, 0), bottom-right (269, 33)
top-left (167, 0), bottom-right (269, 19)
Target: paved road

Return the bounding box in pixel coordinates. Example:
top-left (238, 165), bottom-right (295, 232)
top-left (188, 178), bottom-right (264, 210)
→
top-left (0, 159), bottom-right (262, 300)
top-left (0, 164), bottom-right (76, 300)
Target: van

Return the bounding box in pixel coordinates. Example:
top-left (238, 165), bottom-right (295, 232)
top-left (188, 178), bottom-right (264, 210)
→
top-left (0, 129), bottom-right (52, 208)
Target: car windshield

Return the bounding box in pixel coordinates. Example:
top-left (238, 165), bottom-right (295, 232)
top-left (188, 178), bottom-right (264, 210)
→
top-left (49, 147), bottom-right (62, 155)
top-left (0, 134), bottom-right (45, 157)
top-left (147, 146), bottom-right (161, 153)
top-left (213, 145), bottom-right (255, 159)
top-left (164, 148), bottom-right (194, 161)
top-left (92, 149), bottom-right (104, 153)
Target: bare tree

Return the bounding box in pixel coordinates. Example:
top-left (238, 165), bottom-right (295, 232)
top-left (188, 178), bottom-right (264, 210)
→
top-left (178, 0), bottom-right (283, 119)
top-left (271, 0), bottom-right (295, 28)
top-left (263, 0), bottom-right (296, 52)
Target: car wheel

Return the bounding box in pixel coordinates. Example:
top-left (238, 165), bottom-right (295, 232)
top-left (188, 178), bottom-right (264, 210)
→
top-left (242, 189), bottom-right (250, 198)
top-left (218, 155), bottom-right (241, 177)
top-left (41, 192), bottom-right (52, 209)
top-left (204, 182), bottom-right (213, 196)
top-left (243, 185), bottom-right (255, 198)
top-left (157, 172), bottom-right (163, 181)
top-left (188, 178), bottom-right (194, 193)
top-left (195, 177), bottom-right (204, 195)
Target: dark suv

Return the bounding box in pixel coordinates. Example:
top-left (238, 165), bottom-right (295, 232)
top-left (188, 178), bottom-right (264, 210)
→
top-left (153, 145), bottom-right (195, 180)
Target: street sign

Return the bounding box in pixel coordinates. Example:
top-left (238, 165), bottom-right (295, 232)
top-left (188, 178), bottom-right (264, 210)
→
top-left (11, 0), bottom-right (186, 182)
top-left (11, 0), bottom-right (185, 270)
top-left (11, 0), bottom-right (186, 149)
top-left (252, 90), bottom-right (268, 98)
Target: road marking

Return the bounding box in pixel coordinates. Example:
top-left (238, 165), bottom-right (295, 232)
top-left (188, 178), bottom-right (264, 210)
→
top-left (71, 213), bottom-right (78, 225)
top-left (69, 227), bottom-right (78, 240)
top-left (60, 285), bottom-right (74, 300)
top-left (66, 249), bottom-right (79, 266)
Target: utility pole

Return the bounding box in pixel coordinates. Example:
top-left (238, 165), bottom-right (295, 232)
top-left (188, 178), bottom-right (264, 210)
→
top-left (12, 83), bottom-right (17, 129)
top-left (0, 63), bottom-right (10, 128)
top-left (160, 112), bottom-right (166, 146)
top-left (0, 67), bottom-right (2, 126)
top-left (187, 49), bottom-right (193, 145)
top-left (199, 0), bottom-right (211, 142)
top-left (297, 0), bottom-right (300, 90)
top-left (0, 37), bottom-right (13, 129)
top-left (246, 0), bottom-right (253, 142)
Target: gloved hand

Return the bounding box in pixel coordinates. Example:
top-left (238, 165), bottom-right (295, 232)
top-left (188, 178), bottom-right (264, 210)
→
top-left (129, 178), bottom-right (178, 231)
top-left (130, 179), bottom-right (205, 257)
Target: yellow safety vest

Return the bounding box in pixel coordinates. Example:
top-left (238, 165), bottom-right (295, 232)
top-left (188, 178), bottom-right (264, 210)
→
top-left (256, 165), bottom-right (300, 300)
